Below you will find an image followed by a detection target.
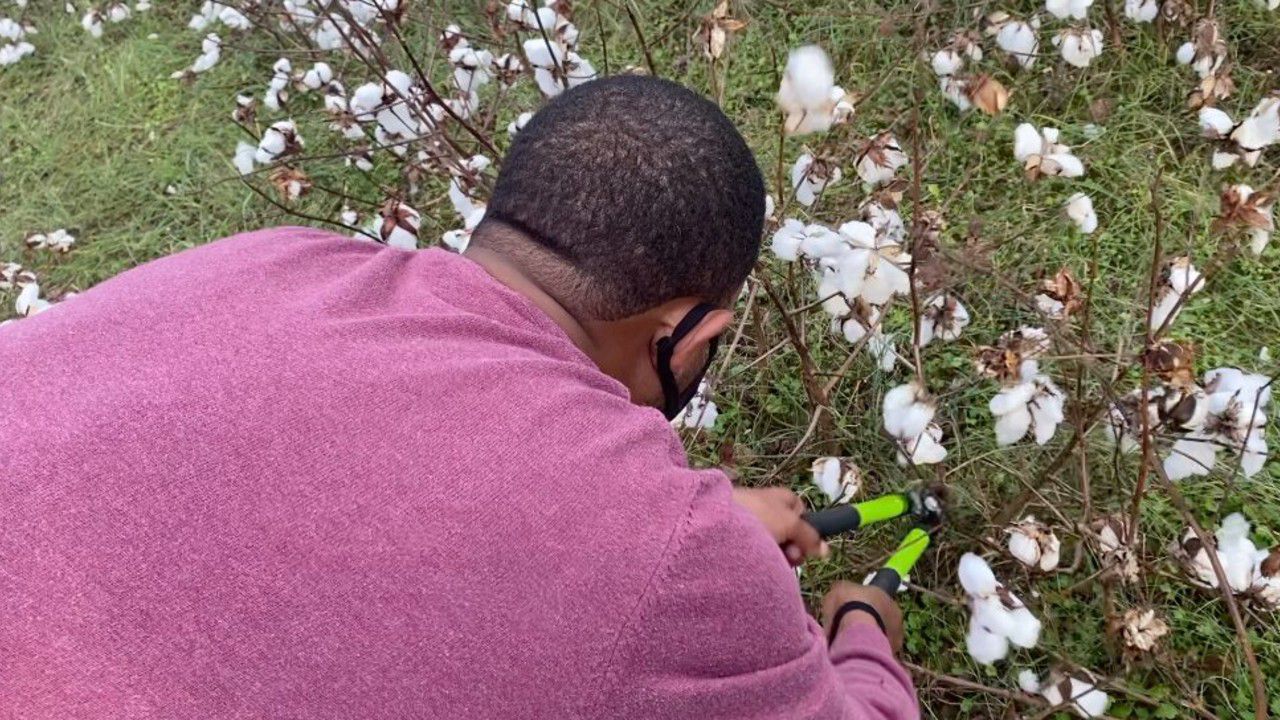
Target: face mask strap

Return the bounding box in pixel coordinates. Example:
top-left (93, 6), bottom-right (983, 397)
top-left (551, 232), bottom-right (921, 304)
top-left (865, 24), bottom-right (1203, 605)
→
top-left (656, 303), bottom-right (720, 420)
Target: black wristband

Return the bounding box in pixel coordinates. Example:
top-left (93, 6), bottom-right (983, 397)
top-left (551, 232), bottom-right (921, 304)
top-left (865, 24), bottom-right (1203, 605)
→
top-left (827, 600), bottom-right (887, 645)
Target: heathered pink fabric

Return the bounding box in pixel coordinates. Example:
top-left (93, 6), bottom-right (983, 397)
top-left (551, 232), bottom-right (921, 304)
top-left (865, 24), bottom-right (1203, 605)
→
top-left (0, 227), bottom-right (918, 719)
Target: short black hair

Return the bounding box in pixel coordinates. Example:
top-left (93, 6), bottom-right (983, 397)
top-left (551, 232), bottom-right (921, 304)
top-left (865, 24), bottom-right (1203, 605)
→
top-left (480, 75), bottom-right (765, 320)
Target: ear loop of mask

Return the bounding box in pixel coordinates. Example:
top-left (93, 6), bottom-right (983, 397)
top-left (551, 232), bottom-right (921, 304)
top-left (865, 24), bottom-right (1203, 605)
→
top-left (656, 303), bottom-right (720, 421)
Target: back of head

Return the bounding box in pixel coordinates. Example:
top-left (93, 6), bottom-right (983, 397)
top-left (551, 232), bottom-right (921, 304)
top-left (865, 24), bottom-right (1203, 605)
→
top-left (478, 75), bottom-right (765, 321)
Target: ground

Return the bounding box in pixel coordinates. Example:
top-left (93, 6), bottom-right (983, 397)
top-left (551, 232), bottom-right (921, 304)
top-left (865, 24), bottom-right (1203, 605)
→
top-left (2, 1), bottom-right (1278, 717)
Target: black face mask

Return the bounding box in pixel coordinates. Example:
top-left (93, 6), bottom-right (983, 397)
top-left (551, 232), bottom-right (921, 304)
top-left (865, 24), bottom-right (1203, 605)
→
top-left (655, 303), bottom-right (720, 421)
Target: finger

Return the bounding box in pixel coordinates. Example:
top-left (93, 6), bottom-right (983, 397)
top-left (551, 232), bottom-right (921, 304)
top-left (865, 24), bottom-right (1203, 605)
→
top-left (787, 516), bottom-right (823, 559)
top-left (784, 543), bottom-right (803, 565)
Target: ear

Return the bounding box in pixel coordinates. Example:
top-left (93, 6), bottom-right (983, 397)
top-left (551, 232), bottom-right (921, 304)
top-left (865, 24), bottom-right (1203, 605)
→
top-left (652, 301), bottom-right (734, 372)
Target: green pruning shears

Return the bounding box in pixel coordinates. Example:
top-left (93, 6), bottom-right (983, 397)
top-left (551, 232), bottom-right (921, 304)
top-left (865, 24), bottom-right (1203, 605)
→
top-left (803, 487), bottom-right (945, 596)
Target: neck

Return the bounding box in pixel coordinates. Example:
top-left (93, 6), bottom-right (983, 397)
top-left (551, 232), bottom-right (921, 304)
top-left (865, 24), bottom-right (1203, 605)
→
top-left (464, 245), bottom-right (599, 355)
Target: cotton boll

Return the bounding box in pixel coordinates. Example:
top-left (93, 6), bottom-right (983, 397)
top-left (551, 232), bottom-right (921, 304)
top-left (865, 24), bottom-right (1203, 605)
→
top-left (1064, 193), bottom-right (1097, 233)
top-left (966, 625), bottom-right (1010, 665)
top-left (106, 3), bottom-right (129, 23)
top-left (507, 110), bottom-right (533, 138)
top-left (769, 219), bottom-right (807, 261)
top-left (898, 423), bottom-right (947, 464)
top-left (301, 62), bottom-right (333, 90)
top-left (855, 133), bottom-right (908, 187)
top-left (931, 48), bottom-right (963, 76)
top-left (15, 282), bottom-right (51, 317)
top-left (81, 9), bottom-right (103, 37)
top-left (1041, 152), bottom-right (1085, 177)
top-left (1125, 0), bottom-right (1159, 21)
top-left (233, 141), bottom-right (257, 175)
top-left (1230, 97), bottom-right (1280, 152)
top-left (994, 406), bottom-right (1033, 445)
top-left (1046, 0), bottom-right (1093, 19)
top-left (1199, 106), bottom-right (1235, 137)
top-left (996, 21), bottom-right (1039, 70)
top-left (958, 552), bottom-right (999, 595)
top-left (781, 46), bottom-right (835, 107)
top-left (940, 76), bottom-right (973, 111)
top-left (672, 380), bottom-right (719, 429)
top-left (1164, 433), bottom-right (1218, 480)
top-left (1018, 669), bottom-right (1042, 694)
top-left (1013, 123), bottom-right (1042, 162)
top-left (810, 457), bottom-right (862, 504)
top-left (1054, 28), bottom-right (1103, 68)
top-left (883, 382), bottom-right (935, 440)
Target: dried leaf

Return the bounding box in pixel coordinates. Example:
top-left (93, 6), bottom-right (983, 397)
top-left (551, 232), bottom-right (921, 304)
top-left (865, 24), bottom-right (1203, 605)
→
top-left (967, 74), bottom-right (1010, 115)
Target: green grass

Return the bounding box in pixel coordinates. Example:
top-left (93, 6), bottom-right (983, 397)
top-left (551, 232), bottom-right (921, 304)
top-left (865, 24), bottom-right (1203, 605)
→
top-left (3, 1), bottom-right (1279, 717)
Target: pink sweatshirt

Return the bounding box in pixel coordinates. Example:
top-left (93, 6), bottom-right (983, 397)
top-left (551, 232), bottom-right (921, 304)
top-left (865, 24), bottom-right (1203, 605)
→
top-left (0, 227), bottom-right (918, 719)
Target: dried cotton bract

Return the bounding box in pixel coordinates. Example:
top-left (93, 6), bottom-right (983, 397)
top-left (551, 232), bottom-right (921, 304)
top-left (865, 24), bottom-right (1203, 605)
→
top-left (810, 457), bottom-right (862, 504)
top-left (959, 553), bottom-right (1042, 664)
top-left (1215, 184), bottom-right (1274, 256)
top-left (694, 0), bottom-right (746, 61)
top-left (1118, 607), bottom-right (1170, 652)
top-left (1006, 516), bottom-right (1062, 571)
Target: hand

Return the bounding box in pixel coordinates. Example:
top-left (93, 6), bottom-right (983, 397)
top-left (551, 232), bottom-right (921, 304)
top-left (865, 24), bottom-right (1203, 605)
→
top-left (732, 486), bottom-right (827, 566)
top-left (820, 581), bottom-right (905, 653)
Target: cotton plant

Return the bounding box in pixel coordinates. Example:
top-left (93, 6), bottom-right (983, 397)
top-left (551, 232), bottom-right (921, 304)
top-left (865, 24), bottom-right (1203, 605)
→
top-left (810, 457), bottom-right (862, 505)
top-left (775, 45), bottom-right (854, 135)
top-left (1005, 515), bottom-right (1062, 571)
top-left (1163, 367), bottom-right (1270, 480)
top-left (918, 294), bottom-right (970, 346)
top-left (671, 380), bottom-right (718, 429)
top-left (1052, 27), bottom-right (1103, 68)
top-left (1149, 255), bottom-right (1202, 331)
top-left (1174, 513), bottom-right (1280, 608)
top-left (883, 382), bottom-right (948, 466)
top-left (1018, 671), bottom-right (1110, 718)
top-left (1014, 122), bottom-right (1085, 179)
top-left (507, 110), bottom-right (533, 138)
top-left (855, 133), bottom-right (908, 187)
top-left (0, 15), bottom-right (34, 66)
top-left (189, 1), bottom-right (251, 32)
top-left (958, 553), bottom-right (1042, 664)
top-left (25, 229), bottom-right (76, 253)
top-left (448, 154), bottom-right (491, 228)
top-left (985, 12), bottom-right (1040, 71)
top-left (506, 0), bottom-right (579, 48)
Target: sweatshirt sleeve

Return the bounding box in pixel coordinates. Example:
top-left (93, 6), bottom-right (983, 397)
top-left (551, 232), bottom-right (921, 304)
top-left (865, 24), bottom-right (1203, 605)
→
top-left (593, 474), bottom-right (919, 720)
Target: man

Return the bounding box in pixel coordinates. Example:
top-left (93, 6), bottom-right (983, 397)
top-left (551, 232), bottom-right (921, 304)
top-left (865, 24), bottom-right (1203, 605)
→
top-left (1, 76), bottom-right (918, 718)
